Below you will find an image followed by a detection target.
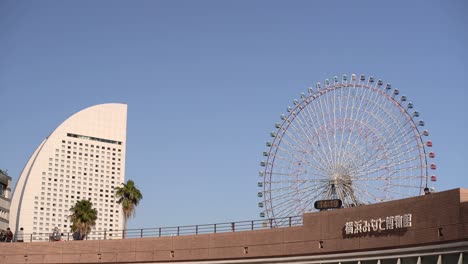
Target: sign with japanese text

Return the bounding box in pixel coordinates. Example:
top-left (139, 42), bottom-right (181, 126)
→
top-left (344, 213), bottom-right (412, 235)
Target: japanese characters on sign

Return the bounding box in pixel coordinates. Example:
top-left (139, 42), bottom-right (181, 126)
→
top-left (344, 214), bottom-right (412, 235)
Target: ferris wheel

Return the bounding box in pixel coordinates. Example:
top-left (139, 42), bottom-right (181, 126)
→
top-left (258, 74), bottom-right (437, 225)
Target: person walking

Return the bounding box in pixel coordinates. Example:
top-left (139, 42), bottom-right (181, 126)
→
top-left (16, 227), bottom-right (24, 242)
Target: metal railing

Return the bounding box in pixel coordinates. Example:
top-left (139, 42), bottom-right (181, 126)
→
top-left (1, 215), bottom-right (302, 242)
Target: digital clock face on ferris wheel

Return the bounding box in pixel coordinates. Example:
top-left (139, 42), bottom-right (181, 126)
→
top-left (257, 74), bottom-right (437, 226)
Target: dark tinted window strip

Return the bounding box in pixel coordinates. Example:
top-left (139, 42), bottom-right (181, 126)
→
top-left (67, 133), bottom-right (122, 145)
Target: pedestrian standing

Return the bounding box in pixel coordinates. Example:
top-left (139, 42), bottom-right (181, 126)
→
top-left (50, 227), bottom-right (61, 241)
top-left (17, 227), bottom-right (24, 242)
top-left (5, 228), bottom-right (13, 242)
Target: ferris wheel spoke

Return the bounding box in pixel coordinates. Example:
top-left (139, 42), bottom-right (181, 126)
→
top-left (294, 101), bottom-right (335, 170)
top-left (351, 184), bottom-right (385, 204)
top-left (355, 149), bottom-right (412, 175)
top-left (352, 134), bottom-right (423, 176)
top-left (273, 140), bottom-right (330, 175)
top-left (278, 127), bottom-right (332, 174)
top-left (322, 86), bottom-right (338, 168)
top-left (375, 184), bottom-right (420, 197)
top-left (277, 118), bottom-right (318, 153)
top-left (317, 92), bottom-right (339, 171)
top-left (270, 198), bottom-right (311, 218)
top-left (352, 174), bottom-right (426, 181)
top-left (292, 186), bottom-right (330, 214)
top-left (268, 184), bottom-right (310, 193)
top-left (267, 154), bottom-right (313, 174)
top-left (335, 184), bottom-right (360, 206)
top-left (337, 87), bottom-right (358, 161)
top-left (375, 131), bottom-right (422, 161)
top-left (351, 177), bottom-right (417, 199)
top-left (355, 85), bottom-right (394, 135)
top-left (268, 171), bottom-right (308, 177)
top-left (332, 84), bottom-right (342, 168)
top-left (292, 118), bottom-right (333, 170)
top-left (339, 84), bottom-right (358, 165)
top-left (353, 180), bottom-right (416, 199)
top-left (268, 154), bottom-right (314, 176)
top-left (337, 86), bottom-right (352, 168)
top-left (336, 118), bottom-right (388, 165)
top-left (342, 97), bottom-right (405, 161)
top-left (383, 182), bottom-right (425, 190)
top-left (266, 167), bottom-right (306, 181)
top-left (267, 178), bottom-right (322, 194)
top-left (340, 85), bottom-right (367, 162)
top-left (269, 168), bottom-right (327, 180)
top-left (342, 84), bottom-right (372, 161)
top-left (343, 84), bottom-right (402, 159)
top-left (268, 183), bottom-right (327, 203)
top-left (331, 86), bottom-right (345, 169)
top-left (286, 182), bottom-right (329, 209)
top-left (268, 183), bottom-right (327, 204)
top-left (353, 156), bottom-right (424, 177)
top-left (378, 136), bottom-right (419, 163)
top-left (358, 144), bottom-right (423, 172)
top-left (272, 196), bottom-right (308, 217)
top-left (351, 181), bottom-right (396, 202)
top-left (342, 133), bottom-right (418, 178)
top-left (359, 115), bottom-right (413, 155)
top-left (356, 138), bottom-right (412, 168)
top-left (358, 98), bottom-right (415, 153)
top-left (268, 178), bottom-right (329, 184)
top-left (272, 200), bottom-right (305, 219)
top-left (265, 162), bottom-right (302, 173)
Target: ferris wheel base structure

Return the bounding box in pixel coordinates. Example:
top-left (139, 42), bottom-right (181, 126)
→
top-left (1, 188), bottom-right (468, 263)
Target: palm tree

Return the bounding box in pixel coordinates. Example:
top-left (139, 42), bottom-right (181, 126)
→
top-left (114, 179), bottom-right (143, 237)
top-left (69, 199), bottom-right (98, 240)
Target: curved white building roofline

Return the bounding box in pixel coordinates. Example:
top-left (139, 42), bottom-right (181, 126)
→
top-left (10, 103), bottom-right (127, 240)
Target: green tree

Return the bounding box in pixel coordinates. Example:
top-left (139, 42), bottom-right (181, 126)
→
top-left (115, 179), bottom-right (143, 236)
top-left (69, 199), bottom-right (98, 240)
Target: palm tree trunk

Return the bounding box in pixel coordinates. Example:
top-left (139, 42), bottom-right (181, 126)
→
top-left (123, 217), bottom-right (128, 239)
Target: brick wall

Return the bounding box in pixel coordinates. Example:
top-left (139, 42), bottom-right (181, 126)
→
top-left (0, 188), bottom-right (466, 264)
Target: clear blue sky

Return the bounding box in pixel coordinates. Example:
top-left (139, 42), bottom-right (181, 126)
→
top-left (1, 0), bottom-right (466, 229)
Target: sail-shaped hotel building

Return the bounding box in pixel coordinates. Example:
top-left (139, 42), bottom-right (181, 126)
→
top-left (9, 103), bottom-right (127, 241)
